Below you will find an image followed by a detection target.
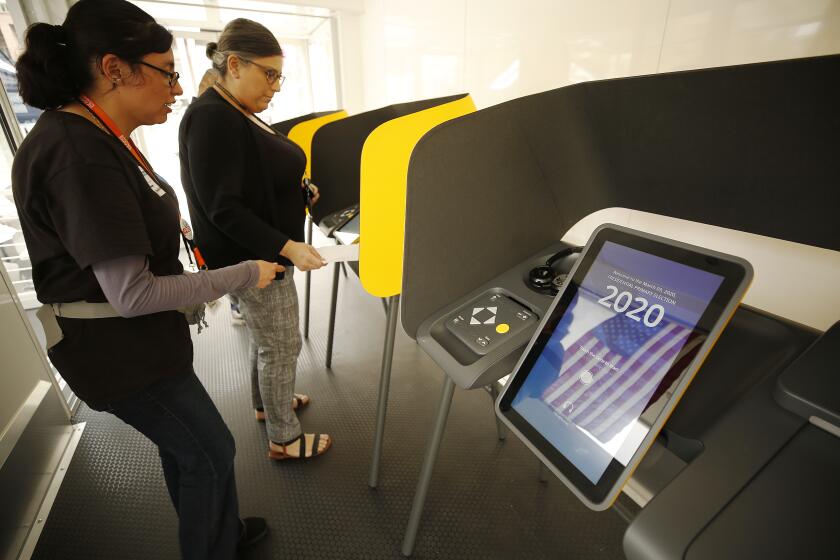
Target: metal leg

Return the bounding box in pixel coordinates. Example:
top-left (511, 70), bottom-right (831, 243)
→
top-left (401, 376), bottom-right (456, 557)
top-left (304, 216), bottom-right (313, 338)
top-left (369, 294), bottom-right (400, 488)
top-left (325, 261), bottom-right (340, 369)
top-left (340, 261), bottom-right (349, 278)
top-left (381, 297), bottom-right (389, 314)
top-left (488, 384), bottom-right (506, 441)
top-left (538, 461), bottom-right (549, 483)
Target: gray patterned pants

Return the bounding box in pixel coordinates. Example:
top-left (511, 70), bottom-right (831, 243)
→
top-left (233, 269), bottom-right (302, 443)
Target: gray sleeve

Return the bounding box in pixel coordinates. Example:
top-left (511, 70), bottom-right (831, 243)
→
top-left (92, 255), bottom-right (261, 318)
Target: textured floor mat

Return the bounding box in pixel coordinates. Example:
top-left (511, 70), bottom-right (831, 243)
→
top-left (32, 262), bottom-right (629, 559)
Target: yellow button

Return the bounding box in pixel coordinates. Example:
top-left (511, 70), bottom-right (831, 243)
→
top-left (496, 323), bottom-right (510, 334)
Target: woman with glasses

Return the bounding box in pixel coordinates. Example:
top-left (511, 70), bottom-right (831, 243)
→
top-left (12, 1), bottom-right (281, 557)
top-left (179, 18), bottom-right (332, 460)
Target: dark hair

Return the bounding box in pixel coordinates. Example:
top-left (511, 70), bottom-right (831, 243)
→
top-left (206, 18), bottom-right (283, 77)
top-left (15, 0), bottom-right (172, 109)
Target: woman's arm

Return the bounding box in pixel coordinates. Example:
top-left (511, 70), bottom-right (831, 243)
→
top-left (92, 254), bottom-right (259, 318)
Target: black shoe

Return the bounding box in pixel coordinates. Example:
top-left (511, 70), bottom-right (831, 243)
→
top-left (237, 517), bottom-right (268, 549)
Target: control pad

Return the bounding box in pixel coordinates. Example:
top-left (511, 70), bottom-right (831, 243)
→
top-left (445, 292), bottom-right (538, 355)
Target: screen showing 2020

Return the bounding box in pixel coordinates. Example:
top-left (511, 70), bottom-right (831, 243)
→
top-left (511, 241), bottom-right (724, 484)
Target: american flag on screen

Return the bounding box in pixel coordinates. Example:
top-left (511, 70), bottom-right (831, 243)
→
top-left (540, 312), bottom-right (703, 443)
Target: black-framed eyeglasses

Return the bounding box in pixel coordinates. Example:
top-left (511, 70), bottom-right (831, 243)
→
top-left (236, 55), bottom-right (286, 87)
top-left (137, 60), bottom-right (180, 88)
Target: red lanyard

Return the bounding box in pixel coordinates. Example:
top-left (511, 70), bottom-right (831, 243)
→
top-left (79, 95), bottom-right (155, 176)
top-left (78, 94), bottom-right (207, 270)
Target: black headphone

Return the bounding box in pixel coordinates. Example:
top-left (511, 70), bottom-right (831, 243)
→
top-left (528, 246), bottom-right (583, 295)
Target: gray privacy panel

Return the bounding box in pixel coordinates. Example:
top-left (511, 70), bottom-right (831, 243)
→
top-left (402, 54), bottom-right (840, 338)
top-left (309, 94), bottom-right (467, 222)
top-left (536, 55), bottom-right (840, 243)
top-left (402, 107), bottom-right (560, 338)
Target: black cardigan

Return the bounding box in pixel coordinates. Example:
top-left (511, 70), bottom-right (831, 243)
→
top-left (178, 88), bottom-right (307, 268)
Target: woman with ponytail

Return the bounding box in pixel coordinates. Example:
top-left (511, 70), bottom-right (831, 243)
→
top-left (12, 1), bottom-right (275, 557)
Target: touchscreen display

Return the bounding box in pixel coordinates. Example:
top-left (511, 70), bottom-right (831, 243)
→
top-left (510, 241), bottom-right (724, 484)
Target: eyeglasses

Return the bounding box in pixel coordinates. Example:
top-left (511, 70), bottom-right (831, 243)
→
top-left (137, 60), bottom-right (180, 88)
top-left (236, 55), bottom-right (286, 87)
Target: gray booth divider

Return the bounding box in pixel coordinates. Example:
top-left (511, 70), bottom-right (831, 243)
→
top-left (307, 94), bottom-right (468, 367)
top-left (310, 95), bottom-right (466, 226)
top-left (403, 54), bottom-right (839, 339)
top-left (398, 54), bottom-right (840, 557)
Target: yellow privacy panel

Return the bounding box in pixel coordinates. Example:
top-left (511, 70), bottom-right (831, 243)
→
top-left (288, 110), bottom-right (348, 178)
top-left (360, 95), bottom-right (476, 297)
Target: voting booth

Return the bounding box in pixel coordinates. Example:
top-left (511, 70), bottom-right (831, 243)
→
top-left (277, 109), bottom-right (348, 179)
top-left (357, 94), bottom-right (476, 487)
top-left (307, 94), bottom-right (476, 488)
top-left (307, 95), bottom-right (475, 367)
top-left (398, 55), bottom-right (840, 556)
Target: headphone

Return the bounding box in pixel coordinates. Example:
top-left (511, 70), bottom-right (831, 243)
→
top-left (528, 246), bottom-right (583, 295)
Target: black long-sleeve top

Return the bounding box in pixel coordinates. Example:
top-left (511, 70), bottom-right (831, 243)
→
top-left (178, 88), bottom-right (307, 269)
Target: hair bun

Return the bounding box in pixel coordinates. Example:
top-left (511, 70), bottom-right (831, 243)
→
top-left (205, 41), bottom-right (218, 58)
top-left (26, 22), bottom-right (67, 47)
top-left (206, 41), bottom-right (227, 66)
top-left (49, 24), bottom-right (67, 45)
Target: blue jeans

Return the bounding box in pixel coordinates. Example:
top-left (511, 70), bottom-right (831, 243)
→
top-left (100, 371), bottom-right (241, 560)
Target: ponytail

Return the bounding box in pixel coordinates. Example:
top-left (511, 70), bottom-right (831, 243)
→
top-left (16, 23), bottom-right (75, 109)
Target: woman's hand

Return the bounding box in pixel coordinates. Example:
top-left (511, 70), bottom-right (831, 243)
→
top-left (303, 179), bottom-right (320, 206)
top-left (307, 183), bottom-right (320, 205)
top-left (280, 240), bottom-right (326, 271)
top-left (255, 260), bottom-right (285, 288)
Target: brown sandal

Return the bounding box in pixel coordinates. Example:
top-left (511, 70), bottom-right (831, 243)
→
top-left (268, 433), bottom-right (331, 460)
top-left (255, 394), bottom-right (310, 421)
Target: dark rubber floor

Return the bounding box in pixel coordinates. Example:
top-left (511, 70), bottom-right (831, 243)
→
top-left (32, 264), bottom-right (629, 559)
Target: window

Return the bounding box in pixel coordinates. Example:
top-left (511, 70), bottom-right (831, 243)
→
top-left (130, 1), bottom-right (341, 230)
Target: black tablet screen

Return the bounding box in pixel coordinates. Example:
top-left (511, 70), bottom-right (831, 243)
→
top-left (510, 240), bottom-right (724, 484)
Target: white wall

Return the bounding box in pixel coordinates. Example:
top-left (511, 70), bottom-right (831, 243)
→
top-left (337, 0), bottom-right (840, 331)
top-left (659, 0), bottom-right (840, 71)
top-left (349, 0), bottom-right (840, 111)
